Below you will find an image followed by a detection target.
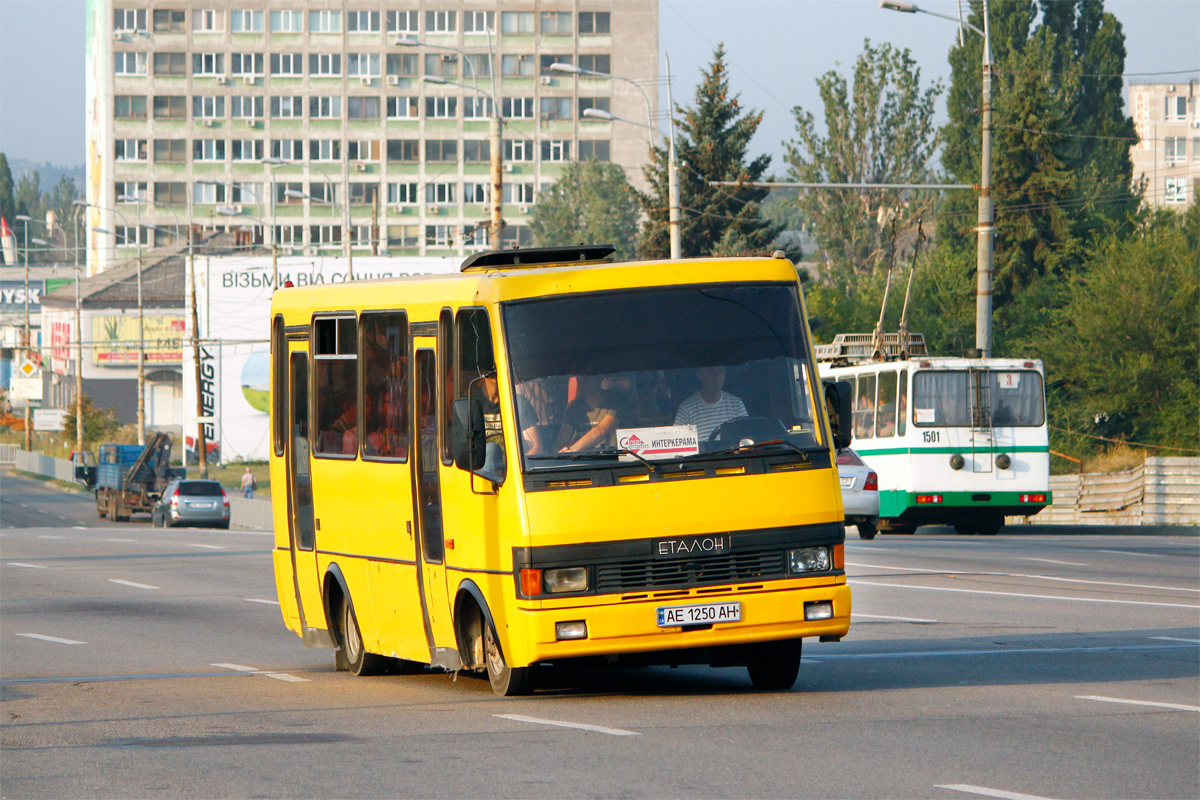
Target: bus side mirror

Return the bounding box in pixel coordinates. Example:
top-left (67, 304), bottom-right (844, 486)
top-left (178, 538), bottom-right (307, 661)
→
top-left (450, 398), bottom-right (486, 472)
top-left (824, 380), bottom-right (853, 451)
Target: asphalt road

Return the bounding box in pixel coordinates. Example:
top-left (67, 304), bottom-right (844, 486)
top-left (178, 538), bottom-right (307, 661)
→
top-left (3, 470), bottom-right (1198, 799)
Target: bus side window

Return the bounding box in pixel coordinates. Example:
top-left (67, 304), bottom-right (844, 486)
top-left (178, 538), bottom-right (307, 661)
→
top-left (876, 371), bottom-right (897, 437)
top-left (313, 315), bottom-right (359, 457)
top-left (855, 373), bottom-right (876, 439)
top-left (360, 311), bottom-right (409, 460)
top-left (897, 369), bottom-right (908, 436)
top-left (457, 308), bottom-right (505, 477)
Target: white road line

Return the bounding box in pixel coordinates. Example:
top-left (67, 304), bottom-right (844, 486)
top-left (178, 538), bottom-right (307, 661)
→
top-left (16, 633), bottom-right (87, 645)
top-left (211, 662), bottom-right (260, 672)
top-left (936, 784), bottom-right (1056, 800)
top-left (1150, 636), bottom-right (1200, 644)
top-left (495, 714), bottom-right (640, 737)
top-left (103, 538), bottom-right (134, 543)
top-left (6, 562), bottom-right (47, 569)
top-left (72, 526), bottom-right (91, 530)
top-left (37, 535), bottom-right (66, 540)
top-left (109, 579), bottom-right (160, 590)
top-left (263, 672), bottom-right (310, 683)
top-left (852, 580), bottom-right (1200, 609)
top-left (1017, 558), bottom-right (1088, 566)
top-left (854, 613), bottom-right (939, 623)
top-left (245, 598), bottom-right (281, 605)
top-left (1076, 695), bottom-right (1200, 712)
top-left (847, 561), bottom-right (1198, 593)
top-left (812, 643), bottom-right (1194, 661)
top-left (1097, 549), bottom-right (1159, 558)
top-left (186, 543), bottom-right (225, 550)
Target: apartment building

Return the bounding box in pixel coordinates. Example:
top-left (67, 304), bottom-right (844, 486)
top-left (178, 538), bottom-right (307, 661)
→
top-left (85, 1), bottom-right (658, 273)
top-left (1129, 81), bottom-right (1199, 209)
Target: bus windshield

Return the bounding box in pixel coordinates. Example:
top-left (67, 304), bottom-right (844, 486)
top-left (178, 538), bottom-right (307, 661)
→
top-left (502, 283), bottom-right (824, 469)
top-left (912, 369), bottom-right (1045, 428)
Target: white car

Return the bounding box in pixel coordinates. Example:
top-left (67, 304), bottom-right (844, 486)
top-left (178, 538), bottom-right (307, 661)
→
top-left (837, 448), bottom-right (879, 540)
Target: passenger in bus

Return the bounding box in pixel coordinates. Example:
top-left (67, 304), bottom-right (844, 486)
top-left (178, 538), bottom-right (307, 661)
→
top-left (328, 397), bottom-right (358, 455)
top-left (854, 395), bottom-right (875, 439)
top-left (673, 365), bottom-right (748, 441)
top-left (877, 402), bottom-right (896, 437)
top-left (556, 374), bottom-right (629, 452)
top-left (476, 370), bottom-right (542, 458)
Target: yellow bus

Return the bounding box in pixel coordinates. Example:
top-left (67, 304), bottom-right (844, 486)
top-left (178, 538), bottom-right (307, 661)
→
top-left (269, 245), bottom-right (854, 695)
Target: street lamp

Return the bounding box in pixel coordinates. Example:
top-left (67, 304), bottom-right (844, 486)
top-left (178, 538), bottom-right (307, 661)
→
top-left (881, 0), bottom-right (994, 357)
top-left (549, 62), bottom-right (657, 149)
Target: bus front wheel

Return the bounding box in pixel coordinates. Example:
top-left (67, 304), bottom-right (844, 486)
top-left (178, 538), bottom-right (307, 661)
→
top-left (746, 638), bottom-right (802, 690)
top-left (339, 597), bottom-right (387, 677)
top-left (484, 621), bottom-right (532, 696)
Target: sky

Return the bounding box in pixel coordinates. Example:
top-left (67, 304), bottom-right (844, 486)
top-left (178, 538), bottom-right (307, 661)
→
top-left (1, 0), bottom-right (1197, 170)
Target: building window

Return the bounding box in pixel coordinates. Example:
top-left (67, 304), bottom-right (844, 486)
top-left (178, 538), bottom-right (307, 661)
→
top-left (425, 53), bottom-right (457, 78)
top-left (463, 140), bottom-right (491, 163)
top-left (271, 140), bottom-right (303, 161)
top-left (194, 182), bottom-right (224, 204)
top-left (425, 182), bottom-right (456, 204)
top-left (348, 53), bottom-right (380, 77)
top-left (541, 11), bottom-right (572, 34)
top-left (348, 97), bottom-right (381, 120)
top-left (501, 11), bottom-right (534, 34)
top-left (271, 52), bottom-right (302, 76)
top-left (349, 183), bottom-right (379, 205)
top-left (387, 10), bottom-right (418, 35)
top-left (193, 96), bottom-right (225, 119)
top-left (230, 9), bottom-right (263, 32)
top-left (191, 53), bottom-right (223, 76)
top-left (1193, 138), bottom-right (1200, 161)
top-left (501, 225), bottom-right (534, 248)
top-left (388, 183), bottom-right (418, 204)
top-left (425, 10), bottom-right (456, 33)
top-left (231, 96), bottom-right (263, 119)
top-left (387, 96), bottom-right (418, 119)
top-left (309, 10), bottom-right (341, 33)
top-left (231, 140), bottom-right (263, 161)
top-left (310, 225), bottom-right (342, 245)
top-left (310, 140), bottom-right (341, 161)
top-left (115, 139), bottom-right (147, 161)
top-left (463, 97), bottom-right (493, 119)
top-left (114, 52), bottom-right (147, 76)
top-left (272, 96), bottom-right (305, 118)
top-left (1165, 176), bottom-right (1188, 204)
top-left (464, 11), bottom-right (494, 33)
top-left (425, 225), bottom-right (453, 247)
top-left (579, 11), bottom-right (611, 34)
top-left (114, 8), bottom-right (147, 33)
top-left (503, 97), bottom-right (534, 119)
top-left (348, 11), bottom-right (379, 32)
top-left (464, 183), bottom-right (490, 204)
top-left (155, 52), bottom-right (187, 76)
top-left (503, 183), bottom-right (535, 204)
top-left (274, 224), bottom-right (304, 244)
top-left (388, 224), bottom-right (419, 247)
top-left (1165, 137), bottom-right (1187, 164)
top-left (540, 97), bottom-right (571, 121)
top-left (541, 140), bottom-right (570, 162)
top-left (579, 97), bottom-right (610, 116)
top-left (153, 140), bottom-right (186, 161)
top-left (308, 95), bottom-right (339, 119)
top-left (541, 54), bottom-right (570, 75)
top-left (230, 182), bottom-right (260, 203)
top-left (309, 183), bottom-right (338, 204)
top-left (114, 181), bottom-right (148, 202)
top-left (387, 53), bottom-right (419, 77)
top-left (1165, 96), bottom-right (1187, 121)
top-left (270, 10), bottom-right (303, 32)
top-left (153, 9), bottom-right (186, 33)
top-left (231, 53), bottom-right (263, 76)
top-left (153, 95), bottom-right (186, 119)
top-left (463, 54), bottom-right (492, 78)
top-left (501, 55), bottom-right (535, 78)
top-left (504, 139), bottom-right (534, 162)
top-left (347, 140), bottom-right (380, 161)
top-left (114, 95), bottom-right (148, 119)
top-left (192, 9), bottom-right (222, 32)
top-left (275, 182), bottom-right (303, 203)
top-left (578, 140), bottom-right (610, 161)
top-left (310, 53), bottom-right (341, 77)
top-left (425, 140), bottom-right (457, 162)
top-left (387, 140), bottom-right (419, 161)
top-left (579, 54), bottom-right (611, 74)
top-left (112, 224), bottom-right (150, 246)
top-left (154, 182), bottom-right (187, 204)
top-left (425, 96), bottom-right (457, 119)
top-left (192, 139), bottom-right (225, 161)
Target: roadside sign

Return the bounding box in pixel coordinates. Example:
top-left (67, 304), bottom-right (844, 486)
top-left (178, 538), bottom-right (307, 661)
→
top-left (33, 409), bottom-right (69, 431)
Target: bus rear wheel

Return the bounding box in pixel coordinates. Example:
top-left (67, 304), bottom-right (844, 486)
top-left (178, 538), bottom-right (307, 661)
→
top-left (483, 621), bottom-right (532, 696)
top-left (746, 638), bottom-right (802, 690)
top-left (339, 597), bottom-right (386, 677)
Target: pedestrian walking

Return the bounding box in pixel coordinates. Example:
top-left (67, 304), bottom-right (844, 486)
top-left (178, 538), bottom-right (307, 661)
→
top-left (240, 467), bottom-right (257, 499)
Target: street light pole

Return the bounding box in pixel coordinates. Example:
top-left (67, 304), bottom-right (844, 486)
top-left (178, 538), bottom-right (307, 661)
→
top-left (73, 206), bottom-right (84, 454)
top-left (880, 0), bottom-right (993, 356)
top-left (15, 214), bottom-right (34, 450)
top-left (117, 194), bottom-right (146, 445)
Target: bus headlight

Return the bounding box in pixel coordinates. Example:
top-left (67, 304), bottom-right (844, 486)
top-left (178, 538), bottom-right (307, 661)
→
top-left (789, 547), bottom-right (830, 574)
top-left (544, 567), bottom-right (588, 593)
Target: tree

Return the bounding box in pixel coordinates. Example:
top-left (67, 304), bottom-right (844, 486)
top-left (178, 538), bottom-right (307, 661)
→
top-left (635, 44), bottom-right (780, 259)
top-left (0, 153), bottom-right (15, 226)
top-left (784, 40), bottom-right (944, 274)
top-left (528, 159), bottom-right (641, 259)
top-left (62, 394), bottom-right (121, 452)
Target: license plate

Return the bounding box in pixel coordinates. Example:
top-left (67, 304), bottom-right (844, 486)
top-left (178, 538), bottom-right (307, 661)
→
top-left (188, 502), bottom-right (215, 509)
top-left (657, 601), bottom-right (741, 628)
top-left (839, 476), bottom-right (855, 488)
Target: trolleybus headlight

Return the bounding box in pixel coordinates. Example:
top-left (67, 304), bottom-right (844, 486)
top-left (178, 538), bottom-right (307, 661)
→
top-left (949, 454), bottom-right (965, 470)
top-left (789, 547), bottom-right (830, 574)
top-left (996, 454), bottom-right (1011, 470)
top-left (555, 621), bottom-right (588, 640)
top-left (544, 567), bottom-right (589, 593)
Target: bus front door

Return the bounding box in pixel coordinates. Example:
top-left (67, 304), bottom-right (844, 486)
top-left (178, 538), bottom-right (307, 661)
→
top-left (286, 351), bottom-right (326, 645)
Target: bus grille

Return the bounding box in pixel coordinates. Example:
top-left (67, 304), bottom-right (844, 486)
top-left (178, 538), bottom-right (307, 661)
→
top-left (594, 548), bottom-right (787, 593)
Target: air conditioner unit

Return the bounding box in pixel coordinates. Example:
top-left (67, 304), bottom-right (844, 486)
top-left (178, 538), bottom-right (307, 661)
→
top-left (216, 75), bottom-right (229, 85)
top-left (304, 247), bottom-right (318, 256)
top-left (426, 205), bottom-right (439, 214)
top-left (1167, 85), bottom-right (1176, 92)
top-left (540, 76), bottom-right (553, 86)
top-left (360, 76), bottom-right (371, 86)
top-left (202, 119), bottom-right (215, 127)
top-left (242, 74), bottom-right (254, 84)
top-left (233, 204), bottom-right (243, 214)
top-left (354, 161), bottom-right (367, 172)
top-left (518, 205), bottom-right (530, 214)
top-left (1192, 121), bottom-right (1200, 129)
top-left (386, 75), bottom-right (399, 86)
top-left (502, 163), bottom-right (514, 173)
top-left (245, 118), bottom-right (256, 128)
top-left (440, 54), bottom-right (455, 62)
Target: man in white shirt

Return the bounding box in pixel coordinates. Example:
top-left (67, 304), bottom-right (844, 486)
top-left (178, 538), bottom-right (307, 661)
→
top-left (674, 366), bottom-right (747, 441)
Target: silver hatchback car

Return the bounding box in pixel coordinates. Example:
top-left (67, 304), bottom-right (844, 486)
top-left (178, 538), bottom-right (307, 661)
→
top-left (152, 479), bottom-right (231, 529)
top-left (837, 448), bottom-right (880, 540)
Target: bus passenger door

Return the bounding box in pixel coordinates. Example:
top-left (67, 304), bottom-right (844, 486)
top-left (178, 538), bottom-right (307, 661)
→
top-left (412, 347), bottom-right (454, 661)
top-left (286, 351), bottom-right (325, 644)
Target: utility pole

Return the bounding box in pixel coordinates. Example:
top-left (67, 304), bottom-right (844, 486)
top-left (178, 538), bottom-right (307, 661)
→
top-left (975, 0), bottom-right (995, 358)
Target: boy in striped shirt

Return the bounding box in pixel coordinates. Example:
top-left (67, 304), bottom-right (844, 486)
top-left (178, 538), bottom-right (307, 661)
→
top-left (674, 366), bottom-right (747, 441)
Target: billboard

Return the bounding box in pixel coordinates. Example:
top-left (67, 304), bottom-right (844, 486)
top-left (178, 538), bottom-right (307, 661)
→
top-left (91, 314), bottom-right (185, 365)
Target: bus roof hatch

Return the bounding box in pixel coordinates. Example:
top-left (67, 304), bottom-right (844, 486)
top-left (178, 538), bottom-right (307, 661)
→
top-left (460, 244), bottom-right (616, 272)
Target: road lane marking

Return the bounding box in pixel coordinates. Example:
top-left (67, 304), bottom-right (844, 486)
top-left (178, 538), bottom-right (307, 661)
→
top-left (854, 613), bottom-right (938, 623)
top-left (1097, 549), bottom-right (1159, 558)
top-left (937, 784), bottom-right (1056, 800)
top-left (1150, 636), bottom-right (1200, 643)
top-left (246, 598), bottom-right (281, 605)
top-left (211, 663), bottom-right (259, 672)
top-left (1076, 695), bottom-right (1200, 712)
top-left (1017, 558), bottom-right (1088, 566)
top-left (495, 714), bottom-right (639, 737)
top-left (852, 580), bottom-right (1200, 609)
top-left (812, 644), bottom-right (1194, 661)
top-left (186, 543), bottom-right (225, 550)
top-left (103, 538), bottom-right (135, 543)
top-left (209, 662), bottom-right (308, 682)
top-left (263, 672), bottom-right (310, 682)
top-left (109, 579), bottom-right (160, 590)
top-left (37, 535), bottom-right (66, 540)
top-left (847, 561), bottom-right (1198, 593)
top-left (16, 633), bottom-right (87, 645)
top-left (6, 562), bottom-right (47, 569)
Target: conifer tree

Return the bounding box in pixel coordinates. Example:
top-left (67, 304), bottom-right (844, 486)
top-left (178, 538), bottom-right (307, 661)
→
top-left (529, 159), bottom-right (640, 259)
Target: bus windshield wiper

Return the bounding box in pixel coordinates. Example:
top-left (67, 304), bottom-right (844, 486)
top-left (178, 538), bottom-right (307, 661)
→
top-left (527, 449), bottom-right (657, 471)
top-left (682, 439), bottom-right (813, 461)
